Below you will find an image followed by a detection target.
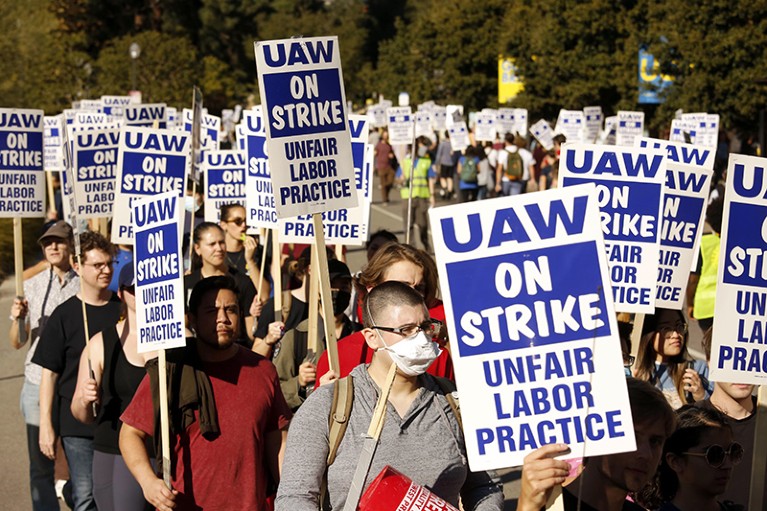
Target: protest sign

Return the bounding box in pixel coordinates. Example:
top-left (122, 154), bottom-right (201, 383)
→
top-left (638, 138), bottom-right (713, 309)
top-left (367, 104), bottom-right (387, 128)
top-left (280, 114), bottom-right (372, 246)
top-left (474, 113), bottom-right (497, 143)
top-left (583, 106), bottom-right (603, 143)
top-left (183, 108), bottom-right (221, 150)
top-left (124, 104), bottom-right (167, 128)
top-left (204, 150), bottom-right (247, 223)
top-left (529, 119), bottom-right (554, 151)
top-left (72, 129), bottom-right (119, 219)
top-left (446, 105), bottom-right (464, 127)
top-left (133, 191), bottom-right (186, 353)
top-left (669, 119), bottom-right (698, 145)
top-left (254, 36), bottom-right (358, 218)
top-left (448, 122), bottom-right (470, 153)
top-left (243, 108), bottom-right (278, 229)
top-left (681, 112), bottom-right (719, 148)
top-left (429, 185), bottom-right (635, 470)
top-left (386, 106), bottom-right (414, 146)
top-left (512, 108), bottom-right (528, 137)
top-left (78, 99), bottom-right (103, 112)
top-left (431, 105), bottom-right (447, 132)
top-left (74, 112), bottom-right (109, 128)
top-left (555, 110), bottom-right (586, 143)
top-left (560, 143), bottom-right (665, 313)
top-left (166, 107), bottom-right (178, 129)
top-left (112, 127), bottom-right (190, 243)
top-left (101, 95), bottom-right (133, 118)
top-left (710, 154), bottom-right (767, 384)
top-left (497, 108), bottom-right (515, 137)
top-left (415, 111), bottom-right (434, 141)
top-left (616, 111), bottom-right (644, 147)
top-left (63, 109), bottom-right (76, 125)
top-left (44, 115), bottom-right (65, 172)
top-left (0, 108), bottom-right (45, 217)
top-left (602, 116), bottom-right (617, 145)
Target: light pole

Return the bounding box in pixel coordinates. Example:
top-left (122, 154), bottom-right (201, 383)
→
top-left (129, 42), bottom-right (141, 92)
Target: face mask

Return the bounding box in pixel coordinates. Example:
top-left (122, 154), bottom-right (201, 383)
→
top-left (417, 146), bottom-right (427, 157)
top-left (377, 330), bottom-right (441, 376)
top-left (184, 195), bottom-right (200, 213)
top-left (331, 290), bottom-right (351, 316)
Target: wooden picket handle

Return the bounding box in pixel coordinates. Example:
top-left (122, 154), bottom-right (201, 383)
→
top-left (13, 218), bottom-right (27, 345)
top-left (158, 349), bottom-right (172, 489)
top-left (306, 246), bottom-right (320, 354)
top-left (272, 229), bottom-right (282, 321)
top-left (312, 214), bottom-right (339, 373)
top-left (46, 172), bottom-right (56, 218)
top-left (257, 228), bottom-right (269, 302)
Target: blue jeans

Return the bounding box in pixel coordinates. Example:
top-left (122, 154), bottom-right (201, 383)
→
top-left (501, 180), bottom-right (523, 196)
top-left (62, 436), bottom-right (96, 511)
top-left (21, 381), bottom-right (58, 511)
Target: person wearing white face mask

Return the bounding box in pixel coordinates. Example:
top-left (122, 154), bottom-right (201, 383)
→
top-left (276, 281), bottom-right (504, 511)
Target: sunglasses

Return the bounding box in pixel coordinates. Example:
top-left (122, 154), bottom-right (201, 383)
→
top-left (681, 442), bottom-right (744, 468)
top-left (372, 319), bottom-right (442, 338)
top-left (226, 217), bottom-right (246, 226)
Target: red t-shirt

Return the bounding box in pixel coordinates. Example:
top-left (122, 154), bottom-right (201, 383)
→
top-left (316, 303), bottom-right (454, 385)
top-left (121, 347), bottom-right (292, 510)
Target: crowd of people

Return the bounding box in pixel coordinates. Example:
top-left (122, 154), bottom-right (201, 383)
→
top-left (6, 124), bottom-right (760, 511)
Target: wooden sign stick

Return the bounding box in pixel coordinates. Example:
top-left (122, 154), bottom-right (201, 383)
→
top-left (46, 172), bottom-right (56, 218)
top-left (313, 214), bottom-right (339, 373)
top-left (306, 246), bottom-right (320, 356)
top-left (257, 228), bottom-right (269, 303)
top-left (158, 349), bottom-right (172, 489)
top-left (13, 218), bottom-right (27, 344)
top-left (272, 229), bottom-right (282, 321)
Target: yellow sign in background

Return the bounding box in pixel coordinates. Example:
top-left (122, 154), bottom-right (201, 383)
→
top-left (498, 57), bottom-right (524, 104)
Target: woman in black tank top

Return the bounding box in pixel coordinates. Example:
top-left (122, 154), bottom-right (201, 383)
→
top-left (71, 265), bottom-right (156, 511)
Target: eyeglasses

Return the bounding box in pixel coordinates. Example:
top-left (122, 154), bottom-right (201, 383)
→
top-left (661, 325), bottom-right (687, 337)
top-left (681, 442), bottom-right (744, 468)
top-left (82, 260), bottom-right (114, 273)
top-left (623, 355), bottom-right (635, 368)
top-left (372, 319), bottom-right (442, 338)
top-left (226, 217), bottom-right (246, 226)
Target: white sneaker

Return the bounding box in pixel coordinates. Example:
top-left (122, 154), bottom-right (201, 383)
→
top-left (55, 479), bottom-right (66, 499)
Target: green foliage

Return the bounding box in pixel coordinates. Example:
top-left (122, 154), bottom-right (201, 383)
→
top-left (647, 0), bottom-right (767, 131)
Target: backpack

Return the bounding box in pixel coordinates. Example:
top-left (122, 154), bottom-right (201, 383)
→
top-left (504, 149), bottom-right (524, 181)
top-left (459, 157), bottom-right (479, 183)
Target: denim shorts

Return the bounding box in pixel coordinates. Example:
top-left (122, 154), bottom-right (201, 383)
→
top-left (20, 380), bottom-right (41, 427)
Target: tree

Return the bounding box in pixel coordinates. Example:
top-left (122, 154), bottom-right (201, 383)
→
top-left (646, 0), bottom-right (767, 133)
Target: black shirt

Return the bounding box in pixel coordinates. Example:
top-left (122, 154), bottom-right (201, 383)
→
top-left (253, 294), bottom-right (308, 340)
top-left (32, 294), bottom-right (123, 438)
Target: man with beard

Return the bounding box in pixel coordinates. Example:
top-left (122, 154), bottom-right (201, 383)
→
top-left (120, 276), bottom-right (292, 511)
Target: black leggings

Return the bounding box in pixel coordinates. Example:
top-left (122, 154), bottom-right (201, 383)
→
top-left (92, 451), bottom-right (152, 511)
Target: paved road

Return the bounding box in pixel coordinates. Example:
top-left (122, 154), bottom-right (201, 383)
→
top-left (2, 177), bottom-right (711, 510)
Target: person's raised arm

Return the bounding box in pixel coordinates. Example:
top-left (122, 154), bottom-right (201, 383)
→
top-left (516, 444), bottom-right (571, 511)
top-left (9, 297), bottom-right (29, 349)
top-left (251, 321), bottom-right (285, 358)
top-left (70, 332), bottom-right (105, 424)
top-left (119, 423), bottom-right (177, 510)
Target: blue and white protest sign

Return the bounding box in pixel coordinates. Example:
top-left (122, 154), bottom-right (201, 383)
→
top-left (638, 138), bottom-right (713, 309)
top-left (530, 119), bottom-right (554, 151)
top-left (44, 115), bottom-right (65, 172)
top-left (72, 129), bottom-right (119, 219)
top-left (415, 111), bottom-right (434, 141)
top-left (669, 119), bottom-right (699, 145)
top-left (710, 154), bottom-right (767, 384)
top-left (74, 112), bottom-right (108, 127)
top-left (446, 104), bottom-right (464, 128)
top-left (167, 107), bottom-right (179, 129)
top-left (0, 108), bottom-right (45, 217)
top-left (555, 109), bottom-right (586, 143)
top-left (431, 105), bottom-right (447, 132)
top-left (561, 143), bottom-right (666, 313)
top-left (101, 95), bottom-right (133, 118)
top-left (132, 191), bottom-right (186, 353)
top-left (497, 108), bottom-right (515, 137)
top-left (583, 106), bottom-right (603, 143)
top-left (386, 106), bottom-right (413, 146)
top-left (681, 112), bottom-right (718, 148)
top-left (79, 99), bottom-right (103, 112)
top-left (602, 116), bottom-right (618, 145)
top-left (112, 127), bottom-right (190, 244)
top-left (254, 36), bottom-right (357, 218)
top-left (429, 185), bottom-right (635, 470)
top-left (511, 108), bottom-right (528, 137)
top-left (243, 108), bottom-right (278, 230)
top-left (204, 150), bottom-right (247, 223)
top-left (63, 109), bottom-right (76, 125)
top-left (448, 122), bottom-right (470, 153)
top-left (183, 109), bottom-right (221, 150)
top-left (474, 113), bottom-right (497, 143)
top-left (124, 104), bottom-right (167, 128)
top-left (280, 114), bottom-right (373, 246)
top-left (616, 111), bottom-right (644, 147)
top-left (367, 104), bottom-right (387, 128)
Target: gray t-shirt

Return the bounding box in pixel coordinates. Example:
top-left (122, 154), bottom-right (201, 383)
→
top-left (275, 365), bottom-right (503, 511)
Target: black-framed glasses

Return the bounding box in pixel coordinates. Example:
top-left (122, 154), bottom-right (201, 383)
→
top-left (226, 217), bottom-right (246, 226)
top-left (623, 355), bottom-right (635, 368)
top-left (661, 325), bottom-right (687, 337)
top-left (82, 260), bottom-right (114, 272)
top-left (372, 319), bottom-right (441, 338)
top-left (681, 442), bottom-right (744, 468)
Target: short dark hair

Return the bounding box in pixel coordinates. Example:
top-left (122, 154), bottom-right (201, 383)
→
top-left (188, 276), bottom-right (240, 317)
top-left (78, 231), bottom-right (114, 262)
top-left (362, 280), bottom-right (427, 328)
top-left (627, 378), bottom-right (677, 438)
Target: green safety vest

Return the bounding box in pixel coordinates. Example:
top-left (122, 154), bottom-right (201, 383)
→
top-left (400, 157), bottom-right (432, 200)
top-left (694, 233), bottom-right (719, 319)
